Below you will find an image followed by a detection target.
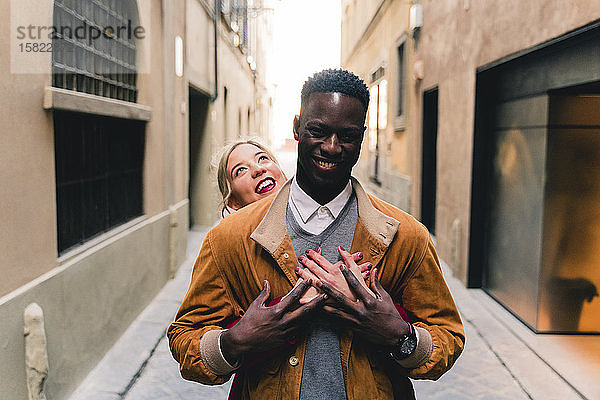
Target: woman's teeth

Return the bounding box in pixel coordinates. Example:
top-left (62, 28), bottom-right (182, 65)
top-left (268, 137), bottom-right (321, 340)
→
top-left (256, 179), bottom-right (275, 193)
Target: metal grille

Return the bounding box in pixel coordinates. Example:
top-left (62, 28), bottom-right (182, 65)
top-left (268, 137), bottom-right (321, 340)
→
top-left (54, 110), bottom-right (145, 254)
top-left (52, 0), bottom-right (138, 102)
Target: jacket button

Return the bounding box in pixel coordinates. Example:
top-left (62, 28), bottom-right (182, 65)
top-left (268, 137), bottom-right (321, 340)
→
top-left (289, 355), bottom-right (299, 366)
top-left (283, 253), bottom-right (289, 259)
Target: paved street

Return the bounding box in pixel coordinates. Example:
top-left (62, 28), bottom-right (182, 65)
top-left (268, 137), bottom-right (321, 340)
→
top-left (69, 229), bottom-right (585, 400)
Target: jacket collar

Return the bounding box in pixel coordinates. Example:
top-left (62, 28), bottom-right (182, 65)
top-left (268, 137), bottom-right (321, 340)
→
top-left (250, 177), bottom-right (400, 255)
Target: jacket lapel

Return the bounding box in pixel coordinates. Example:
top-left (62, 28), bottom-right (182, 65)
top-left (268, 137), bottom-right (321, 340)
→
top-left (250, 180), bottom-right (298, 286)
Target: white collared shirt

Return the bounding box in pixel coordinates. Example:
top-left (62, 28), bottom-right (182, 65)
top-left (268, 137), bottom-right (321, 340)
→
top-left (289, 177), bottom-right (353, 235)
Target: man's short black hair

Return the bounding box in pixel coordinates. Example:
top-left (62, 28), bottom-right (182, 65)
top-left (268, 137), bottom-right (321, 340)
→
top-left (301, 68), bottom-right (369, 111)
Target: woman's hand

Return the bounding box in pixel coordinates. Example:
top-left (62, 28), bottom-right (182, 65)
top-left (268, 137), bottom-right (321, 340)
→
top-left (296, 246), bottom-right (374, 301)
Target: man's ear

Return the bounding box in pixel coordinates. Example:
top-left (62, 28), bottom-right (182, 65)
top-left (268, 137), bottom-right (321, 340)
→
top-left (293, 115), bottom-right (300, 140)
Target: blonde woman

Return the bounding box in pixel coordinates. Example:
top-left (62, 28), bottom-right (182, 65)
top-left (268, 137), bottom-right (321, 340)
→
top-left (216, 139), bottom-right (287, 216)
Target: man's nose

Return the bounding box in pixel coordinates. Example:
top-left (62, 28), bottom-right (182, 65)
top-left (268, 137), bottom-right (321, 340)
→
top-left (251, 162), bottom-right (267, 178)
top-left (322, 133), bottom-right (342, 155)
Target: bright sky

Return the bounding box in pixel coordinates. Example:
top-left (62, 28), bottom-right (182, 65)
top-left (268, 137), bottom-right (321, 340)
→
top-left (270, 0), bottom-right (341, 149)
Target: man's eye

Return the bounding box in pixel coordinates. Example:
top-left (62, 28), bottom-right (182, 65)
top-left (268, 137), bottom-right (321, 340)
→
top-left (339, 132), bottom-right (357, 142)
top-left (307, 127), bottom-right (325, 137)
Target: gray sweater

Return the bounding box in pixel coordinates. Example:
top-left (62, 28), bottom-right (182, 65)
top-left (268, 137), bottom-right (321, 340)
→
top-left (286, 193), bottom-right (359, 400)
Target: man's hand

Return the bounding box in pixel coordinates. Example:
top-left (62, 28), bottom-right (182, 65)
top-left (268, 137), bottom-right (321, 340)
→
top-left (317, 266), bottom-right (410, 348)
top-left (295, 248), bottom-right (370, 303)
top-left (220, 279), bottom-right (327, 364)
top-left (296, 246), bottom-right (374, 301)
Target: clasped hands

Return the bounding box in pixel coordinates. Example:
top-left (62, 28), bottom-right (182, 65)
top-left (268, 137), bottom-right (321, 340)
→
top-left (220, 246), bottom-right (411, 364)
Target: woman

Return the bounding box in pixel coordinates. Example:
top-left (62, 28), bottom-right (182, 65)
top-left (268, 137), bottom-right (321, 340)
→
top-left (216, 139), bottom-right (287, 216)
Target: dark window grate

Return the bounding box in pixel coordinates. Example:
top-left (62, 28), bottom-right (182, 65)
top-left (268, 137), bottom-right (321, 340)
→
top-left (54, 110), bottom-right (145, 254)
top-left (52, 0), bottom-right (138, 102)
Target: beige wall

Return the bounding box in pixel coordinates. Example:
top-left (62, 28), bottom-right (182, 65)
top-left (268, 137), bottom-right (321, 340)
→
top-left (186, 1), bottom-right (260, 226)
top-left (0, 0), bottom-right (190, 398)
top-left (0, 0), bottom-right (57, 298)
top-left (417, 0), bottom-right (600, 283)
top-left (341, 0), bottom-right (413, 212)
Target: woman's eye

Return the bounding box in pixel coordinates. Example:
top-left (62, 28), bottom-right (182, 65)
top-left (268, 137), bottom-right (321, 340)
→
top-left (258, 155), bottom-right (269, 162)
top-left (234, 167), bottom-right (247, 177)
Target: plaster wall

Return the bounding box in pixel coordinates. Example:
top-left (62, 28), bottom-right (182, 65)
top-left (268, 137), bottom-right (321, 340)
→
top-left (186, 8), bottom-right (258, 226)
top-left (0, 0), bottom-right (189, 397)
top-left (137, 0), bottom-right (166, 216)
top-left (341, 0), bottom-right (413, 212)
top-left (418, 0), bottom-right (600, 283)
top-left (0, 211), bottom-right (173, 400)
top-left (0, 0), bottom-right (58, 298)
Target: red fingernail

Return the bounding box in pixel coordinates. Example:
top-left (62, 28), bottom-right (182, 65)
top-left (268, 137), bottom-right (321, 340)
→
top-left (305, 249), bottom-right (311, 254)
top-left (316, 246), bottom-right (322, 253)
top-left (339, 245), bottom-right (346, 251)
top-left (366, 262), bottom-right (372, 267)
top-left (295, 267), bottom-right (300, 272)
top-left (357, 252), bottom-right (363, 258)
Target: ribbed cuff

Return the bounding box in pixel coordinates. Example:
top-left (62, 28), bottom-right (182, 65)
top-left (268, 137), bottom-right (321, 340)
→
top-left (199, 329), bottom-right (240, 376)
top-left (394, 325), bottom-right (433, 369)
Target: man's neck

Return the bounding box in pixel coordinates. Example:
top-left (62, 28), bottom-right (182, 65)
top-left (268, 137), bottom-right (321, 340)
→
top-left (295, 174), bottom-right (349, 205)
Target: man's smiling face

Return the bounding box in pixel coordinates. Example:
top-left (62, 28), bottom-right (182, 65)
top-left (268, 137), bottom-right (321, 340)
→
top-left (293, 92), bottom-right (366, 204)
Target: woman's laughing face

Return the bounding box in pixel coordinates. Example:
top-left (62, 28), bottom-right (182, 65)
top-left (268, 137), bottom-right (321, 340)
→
top-left (226, 143), bottom-right (286, 210)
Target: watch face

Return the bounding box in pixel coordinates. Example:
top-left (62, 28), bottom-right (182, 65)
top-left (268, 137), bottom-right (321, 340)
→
top-left (400, 336), bottom-right (417, 355)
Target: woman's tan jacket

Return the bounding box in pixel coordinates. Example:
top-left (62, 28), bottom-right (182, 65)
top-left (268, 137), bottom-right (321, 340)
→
top-left (167, 178), bottom-right (464, 400)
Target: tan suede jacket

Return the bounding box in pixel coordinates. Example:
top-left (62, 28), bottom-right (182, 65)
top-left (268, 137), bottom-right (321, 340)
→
top-left (168, 178), bottom-right (464, 400)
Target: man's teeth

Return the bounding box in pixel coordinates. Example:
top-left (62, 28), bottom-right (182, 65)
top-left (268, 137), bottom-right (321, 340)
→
top-left (257, 179), bottom-right (274, 192)
top-left (317, 160), bottom-right (337, 168)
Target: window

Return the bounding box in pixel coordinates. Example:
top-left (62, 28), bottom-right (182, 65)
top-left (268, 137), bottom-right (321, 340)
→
top-left (54, 111), bottom-right (145, 254)
top-left (396, 43), bottom-right (406, 117)
top-left (368, 75), bottom-right (387, 184)
top-left (52, 0), bottom-right (138, 102)
top-left (222, 0), bottom-right (248, 53)
top-left (51, 0), bottom-right (144, 255)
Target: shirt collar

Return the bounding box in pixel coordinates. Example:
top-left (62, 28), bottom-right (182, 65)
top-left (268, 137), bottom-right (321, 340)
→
top-left (289, 177), bottom-right (353, 223)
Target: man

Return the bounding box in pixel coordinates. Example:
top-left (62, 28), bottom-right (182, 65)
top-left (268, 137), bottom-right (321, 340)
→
top-left (168, 69), bottom-right (464, 399)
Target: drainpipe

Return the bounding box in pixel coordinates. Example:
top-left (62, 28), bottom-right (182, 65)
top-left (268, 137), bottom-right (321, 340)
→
top-left (210, 0), bottom-right (219, 102)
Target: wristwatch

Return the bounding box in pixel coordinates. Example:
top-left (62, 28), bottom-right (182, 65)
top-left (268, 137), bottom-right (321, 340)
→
top-left (389, 323), bottom-right (417, 361)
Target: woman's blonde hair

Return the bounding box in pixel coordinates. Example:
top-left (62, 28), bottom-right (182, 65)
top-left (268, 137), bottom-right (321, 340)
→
top-left (216, 139), bottom-right (283, 216)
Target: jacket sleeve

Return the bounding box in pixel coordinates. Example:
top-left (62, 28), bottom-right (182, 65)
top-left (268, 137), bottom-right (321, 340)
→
top-left (167, 230), bottom-right (240, 385)
top-left (397, 232), bottom-right (465, 380)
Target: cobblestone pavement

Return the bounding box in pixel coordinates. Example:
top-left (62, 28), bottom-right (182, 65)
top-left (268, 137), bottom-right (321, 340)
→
top-left (70, 229), bottom-right (584, 400)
